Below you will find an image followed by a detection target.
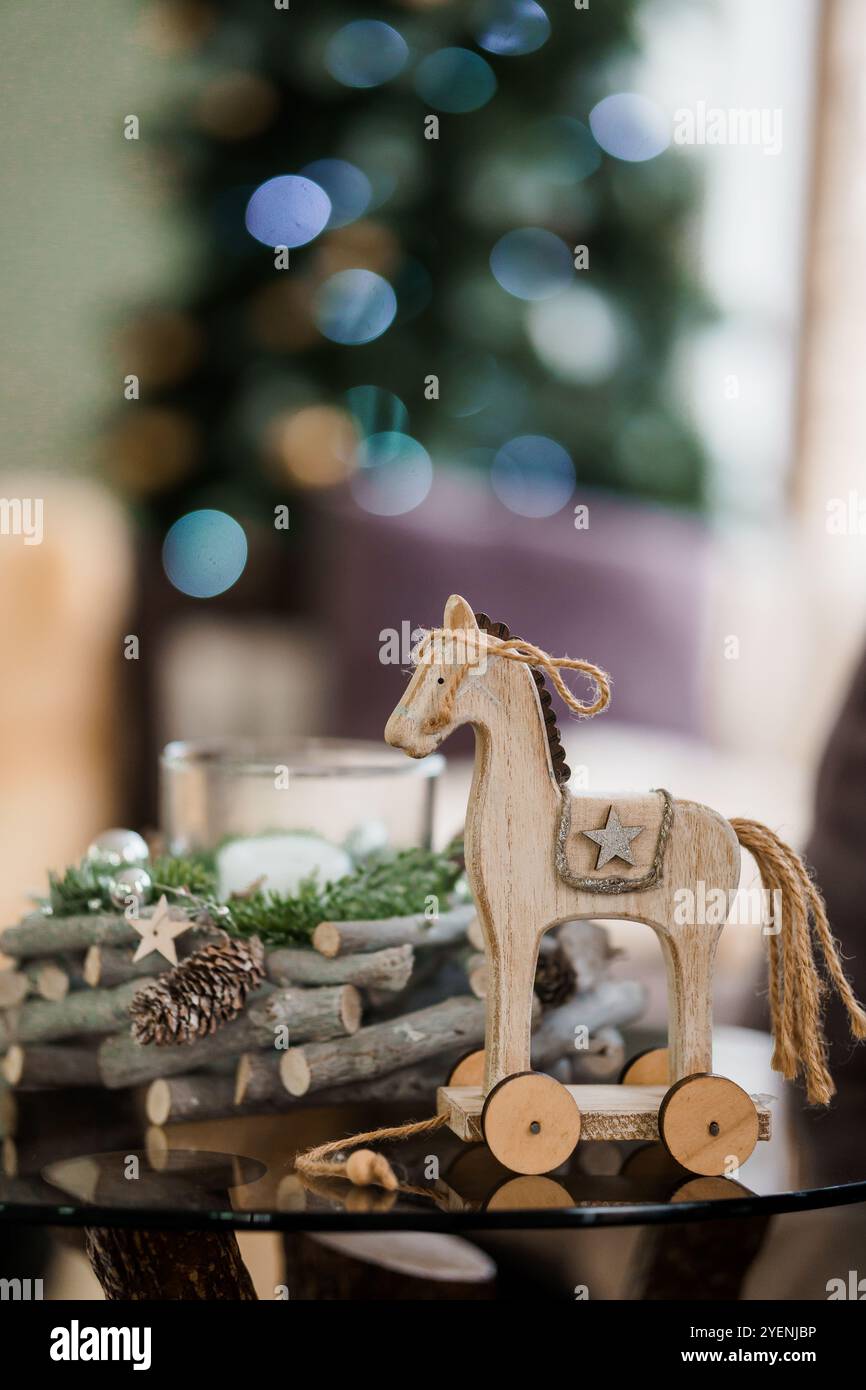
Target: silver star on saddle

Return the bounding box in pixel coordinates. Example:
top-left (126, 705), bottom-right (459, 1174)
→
top-left (582, 806), bottom-right (644, 870)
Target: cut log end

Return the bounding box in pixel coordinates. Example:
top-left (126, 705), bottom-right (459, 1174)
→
top-left (83, 945), bottom-right (101, 988)
top-left (234, 1053), bottom-right (253, 1105)
top-left (2, 1046), bottom-right (24, 1086)
top-left (3, 1135), bottom-right (18, 1176)
top-left (340, 984), bottom-right (362, 1035)
top-left (146, 1079), bottom-right (172, 1128)
top-left (0, 972), bottom-right (28, 1009)
top-left (0, 1089), bottom-right (16, 1140)
top-left (281, 1048), bottom-right (311, 1097)
top-left (36, 963), bottom-right (69, 1003)
top-left (312, 922), bottom-right (340, 958)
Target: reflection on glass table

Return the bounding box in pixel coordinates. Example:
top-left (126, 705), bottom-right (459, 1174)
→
top-left (1, 1095), bottom-right (864, 1232)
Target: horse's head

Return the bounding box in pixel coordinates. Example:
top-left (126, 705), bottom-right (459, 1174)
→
top-left (385, 594), bottom-right (485, 758)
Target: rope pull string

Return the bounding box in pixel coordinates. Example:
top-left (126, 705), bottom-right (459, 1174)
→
top-left (294, 1113), bottom-right (448, 1191)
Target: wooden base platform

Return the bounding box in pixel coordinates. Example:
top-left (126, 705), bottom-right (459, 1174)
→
top-left (437, 1084), bottom-right (773, 1145)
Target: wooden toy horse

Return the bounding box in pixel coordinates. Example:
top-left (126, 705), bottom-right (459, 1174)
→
top-left (378, 595), bottom-right (866, 1176)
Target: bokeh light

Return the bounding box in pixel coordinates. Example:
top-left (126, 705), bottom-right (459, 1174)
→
top-left (344, 386), bottom-right (409, 437)
top-left (244, 175), bottom-right (331, 248)
top-left (136, 0), bottom-right (214, 56)
top-left (325, 20), bottom-right (409, 89)
top-left (314, 269), bottom-right (398, 345)
top-left (475, 0), bottom-right (551, 56)
top-left (534, 116), bottom-right (601, 185)
top-left (589, 93), bottom-right (670, 162)
top-left (113, 308), bottom-right (202, 387)
top-left (162, 510), bottom-right (248, 598)
top-left (527, 284), bottom-right (623, 383)
top-left (447, 271), bottom-right (525, 349)
top-left (461, 362), bottom-right (529, 439)
top-left (440, 350), bottom-right (500, 418)
top-left (103, 408), bottom-right (198, 497)
top-left (414, 48), bottom-right (497, 114)
top-left (314, 221), bottom-right (401, 281)
top-left (194, 72), bottom-right (279, 142)
top-left (490, 228), bottom-right (573, 301)
top-left (462, 118), bottom-right (599, 226)
top-left (299, 159), bottom-right (371, 229)
top-left (491, 435), bottom-right (575, 517)
top-left (351, 432), bottom-right (433, 515)
top-left (338, 118), bottom-right (422, 210)
top-left (392, 257), bottom-right (434, 324)
top-left (271, 406), bottom-right (358, 488)
top-left (249, 280), bottom-right (318, 352)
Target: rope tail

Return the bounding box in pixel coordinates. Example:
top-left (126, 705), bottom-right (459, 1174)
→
top-left (730, 818), bottom-right (866, 1104)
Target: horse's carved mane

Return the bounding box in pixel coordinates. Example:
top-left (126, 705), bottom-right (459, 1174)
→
top-left (474, 612), bottom-right (570, 788)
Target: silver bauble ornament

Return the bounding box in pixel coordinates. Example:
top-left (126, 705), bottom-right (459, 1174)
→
top-left (86, 828), bottom-right (150, 871)
top-left (108, 866), bottom-right (153, 911)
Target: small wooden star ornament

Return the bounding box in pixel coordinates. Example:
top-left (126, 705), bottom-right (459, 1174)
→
top-left (582, 805), bottom-right (644, 869)
top-left (131, 894), bottom-right (191, 965)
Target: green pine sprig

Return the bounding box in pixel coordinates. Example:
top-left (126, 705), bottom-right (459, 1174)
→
top-left (47, 862), bottom-right (107, 915)
top-left (149, 852), bottom-right (217, 899)
top-left (224, 842), bottom-right (464, 947)
top-left (45, 841), bottom-right (465, 949)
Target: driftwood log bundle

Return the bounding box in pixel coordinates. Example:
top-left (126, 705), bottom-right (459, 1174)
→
top-left (235, 1049), bottom-right (465, 1109)
top-left (0, 955), bottom-right (87, 1007)
top-left (281, 995), bottom-right (487, 1096)
top-left (266, 944), bottom-right (414, 992)
top-left (0, 979), bottom-right (156, 1047)
top-left (1, 902), bottom-right (647, 1127)
top-left (83, 931), bottom-right (211, 988)
top-left (144, 1072), bottom-right (277, 1126)
top-left (97, 984), bottom-right (361, 1088)
top-left (312, 905), bottom-right (475, 958)
top-left (3, 912), bottom-right (149, 958)
top-left (3, 1043), bottom-right (102, 1090)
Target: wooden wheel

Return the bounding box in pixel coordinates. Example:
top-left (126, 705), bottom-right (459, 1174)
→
top-left (618, 1046), bottom-right (669, 1086)
top-left (671, 1175), bottom-right (754, 1203)
top-left (484, 1175), bottom-right (573, 1212)
top-left (658, 1074), bottom-right (759, 1177)
top-left (481, 1072), bottom-right (581, 1175)
top-left (446, 1048), bottom-right (485, 1087)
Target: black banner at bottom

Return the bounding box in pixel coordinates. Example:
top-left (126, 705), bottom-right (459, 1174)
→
top-left (1, 1298), bottom-right (861, 1375)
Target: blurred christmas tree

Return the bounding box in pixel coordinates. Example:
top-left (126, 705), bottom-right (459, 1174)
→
top-left (106, 0), bottom-right (711, 550)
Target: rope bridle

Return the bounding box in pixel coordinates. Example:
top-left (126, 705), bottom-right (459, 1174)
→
top-left (414, 627), bottom-right (611, 734)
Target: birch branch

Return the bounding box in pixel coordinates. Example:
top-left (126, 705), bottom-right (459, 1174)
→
top-left (236, 1049), bottom-right (459, 1109)
top-left (281, 995), bottom-right (486, 1096)
top-left (266, 944), bottom-right (413, 992)
top-left (312, 905), bottom-right (475, 958)
top-left (0, 978), bottom-right (156, 1046)
top-left (3, 1043), bottom-right (102, 1089)
top-left (2, 913), bottom-right (142, 958)
top-left (97, 983), bottom-right (360, 1089)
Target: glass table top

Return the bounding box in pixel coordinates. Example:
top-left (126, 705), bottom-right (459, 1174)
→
top-left (1, 1090), bottom-right (864, 1232)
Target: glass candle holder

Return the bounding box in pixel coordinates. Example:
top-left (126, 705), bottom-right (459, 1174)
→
top-left (160, 737), bottom-right (444, 898)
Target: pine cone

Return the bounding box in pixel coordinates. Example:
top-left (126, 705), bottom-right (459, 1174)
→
top-left (130, 935), bottom-right (265, 1045)
top-left (534, 946), bottom-right (576, 1007)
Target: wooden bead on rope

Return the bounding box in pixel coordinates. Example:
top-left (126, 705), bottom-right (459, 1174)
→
top-left (345, 1149), bottom-right (398, 1190)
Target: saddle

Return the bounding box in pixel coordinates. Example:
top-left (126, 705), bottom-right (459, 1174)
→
top-left (555, 788), bottom-right (674, 895)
